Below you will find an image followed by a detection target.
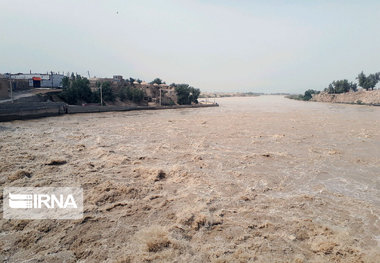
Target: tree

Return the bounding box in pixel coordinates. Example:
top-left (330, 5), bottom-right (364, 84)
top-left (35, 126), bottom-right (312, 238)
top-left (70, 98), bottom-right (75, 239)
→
top-left (60, 75), bottom-right (92, 104)
top-left (303, 89), bottom-right (319, 101)
top-left (175, 84), bottom-right (200, 105)
top-left (150, 78), bottom-right (163, 85)
top-left (62, 76), bottom-right (70, 89)
top-left (101, 81), bottom-right (115, 102)
top-left (357, 72), bottom-right (366, 90)
top-left (119, 87), bottom-right (127, 101)
top-left (357, 71), bottom-right (380, 90)
top-left (60, 74), bottom-right (100, 104)
top-left (71, 75), bottom-right (92, 101)
top-left (131, 88), bottom-right (144, 102)
top-left (324, 80), bottom-right (357, 94)
top-left (189, 87), bottom-right (200, 103)
top-left (119, 86), bottom-right (145, 103)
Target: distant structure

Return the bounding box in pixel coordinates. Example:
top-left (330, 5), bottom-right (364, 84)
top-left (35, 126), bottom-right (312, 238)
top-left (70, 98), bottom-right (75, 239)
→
top-left (4, 72), bottom-right (65, 88)
top-left (0, 72), bottom-right (181, 106)
top-left (0, 77), bottom-right (9, 99)
top-left (113, 75), bottom-right (123, 82)
top-left (87, 75), bottom-right (178, 105)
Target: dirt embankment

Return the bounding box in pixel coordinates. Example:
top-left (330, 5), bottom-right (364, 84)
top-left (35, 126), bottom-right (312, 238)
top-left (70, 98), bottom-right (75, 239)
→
top-left (311, 89), bottom-right (380, 105)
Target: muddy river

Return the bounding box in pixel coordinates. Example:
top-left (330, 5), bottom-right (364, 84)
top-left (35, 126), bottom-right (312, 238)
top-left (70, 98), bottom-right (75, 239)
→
top-left (1, 96), bottom-right (379, 262)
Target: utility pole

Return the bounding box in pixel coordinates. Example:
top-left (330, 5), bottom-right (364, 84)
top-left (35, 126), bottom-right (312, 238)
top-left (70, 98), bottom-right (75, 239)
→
top-left (100, 84), bottom-right (103, 106)
top-left (9, 74), bottom-right (13, 103)
top-left (159, 88), bottom-right (162, 106)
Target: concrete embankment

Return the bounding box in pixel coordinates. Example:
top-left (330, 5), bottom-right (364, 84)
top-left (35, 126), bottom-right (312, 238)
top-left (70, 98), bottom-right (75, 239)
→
top-left (0, 103), bottom-right (218, 122)
top-left (0, 102), bottom-right (67, 122)
top-left (311, 89), bottom-right (380, 105)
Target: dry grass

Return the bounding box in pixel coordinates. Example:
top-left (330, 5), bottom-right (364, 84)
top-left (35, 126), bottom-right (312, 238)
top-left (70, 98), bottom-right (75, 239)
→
top-left (136, 226), bottom-right (171, 253)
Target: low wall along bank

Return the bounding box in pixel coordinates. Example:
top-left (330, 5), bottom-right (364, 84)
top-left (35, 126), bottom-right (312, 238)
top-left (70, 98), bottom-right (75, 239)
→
top-left (0, 103), bottom-right (218, 122)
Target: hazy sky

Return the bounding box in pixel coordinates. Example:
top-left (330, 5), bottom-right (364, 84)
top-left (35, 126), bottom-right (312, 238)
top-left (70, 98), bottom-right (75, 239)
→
top-left (1, 0), bottom-right (380, 93)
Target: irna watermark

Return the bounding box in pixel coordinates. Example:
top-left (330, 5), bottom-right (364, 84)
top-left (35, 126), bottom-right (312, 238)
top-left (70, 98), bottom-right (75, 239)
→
top-left (3, 187), bottom-right (83, 219)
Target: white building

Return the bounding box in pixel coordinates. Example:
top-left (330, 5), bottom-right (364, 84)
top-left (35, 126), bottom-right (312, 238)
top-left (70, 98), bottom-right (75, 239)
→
top-left (6, 73), bottom-right (65, 88)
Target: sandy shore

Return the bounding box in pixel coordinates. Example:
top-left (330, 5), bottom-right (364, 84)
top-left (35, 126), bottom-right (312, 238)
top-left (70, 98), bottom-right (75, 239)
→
top-left (1, 96), bottom-right (379, 262)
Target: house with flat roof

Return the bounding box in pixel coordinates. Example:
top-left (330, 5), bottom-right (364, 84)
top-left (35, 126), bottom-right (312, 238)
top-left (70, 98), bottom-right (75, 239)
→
top-left (4, 73), bottom-right (65, 88)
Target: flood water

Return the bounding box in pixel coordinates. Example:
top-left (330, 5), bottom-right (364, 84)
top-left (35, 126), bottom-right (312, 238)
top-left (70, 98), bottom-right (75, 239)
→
top-left (216, 96), bottom-right (380, 205)
top-left (1, 96), bottom-right (379, 262)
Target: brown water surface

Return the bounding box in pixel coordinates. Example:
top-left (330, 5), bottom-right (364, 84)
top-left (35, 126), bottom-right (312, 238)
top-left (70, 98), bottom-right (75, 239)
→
top-left (1, 96), bottom-right (379, 262)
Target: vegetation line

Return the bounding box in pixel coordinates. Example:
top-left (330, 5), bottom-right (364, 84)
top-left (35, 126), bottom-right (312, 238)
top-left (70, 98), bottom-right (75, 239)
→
top-left (59, 74), bottom-right (201, 106)
top-left (287, 71), bottom-right (380, 101)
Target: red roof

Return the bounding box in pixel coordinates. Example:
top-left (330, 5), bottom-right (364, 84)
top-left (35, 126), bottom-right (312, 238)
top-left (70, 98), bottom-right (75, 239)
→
top-left (32, 77), bottom-right (41, 81)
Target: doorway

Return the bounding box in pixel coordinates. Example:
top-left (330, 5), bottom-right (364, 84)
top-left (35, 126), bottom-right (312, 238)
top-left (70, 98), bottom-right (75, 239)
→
top-left (32, 77), bottom-right (41, 88)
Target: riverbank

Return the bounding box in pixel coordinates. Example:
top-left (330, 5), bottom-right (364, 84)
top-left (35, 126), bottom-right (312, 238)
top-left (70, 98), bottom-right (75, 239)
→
top-left (0, 103), bottom-right (219, 122)
top-left (311, 89), bottom-right (380, 105)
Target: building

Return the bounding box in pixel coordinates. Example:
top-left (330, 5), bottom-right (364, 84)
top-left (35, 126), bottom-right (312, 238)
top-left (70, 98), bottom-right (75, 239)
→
top-left (113, 75), bottom-right (123, 82)
top-left (160, 84), bottom-right (175, 96)
top-left (0, 78), bottom-right (10, 99)
top-left (4, 73), bottom-right (65, 88)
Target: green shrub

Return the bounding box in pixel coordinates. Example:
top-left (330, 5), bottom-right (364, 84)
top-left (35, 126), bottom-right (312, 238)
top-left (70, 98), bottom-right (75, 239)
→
top-left (324, 80), bottom-right (357, 94)
top-left (119, 86), bottom-right (145, 103)
top-left (303, 89), bottom-right (319, 101)
top-left (131, 88), bottom-right (144, 102)
top-left (357, 71), bottom-right (380, 91)
top-left (150, 78), bottom-right (164, 85)
top-left (286, 90), bottom-right (319, 101)
top-left (60, 74), bottom-right (94, 104)
top-left (101, 82), bottom-right (115, 102)
top-left (174, 84), bottom-right (200, 105)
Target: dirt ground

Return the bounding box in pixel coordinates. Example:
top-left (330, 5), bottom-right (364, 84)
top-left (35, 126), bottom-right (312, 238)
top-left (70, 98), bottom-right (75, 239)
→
top-left (1, 96), bottom-right (379, 262)
top-left (312, 89), bottom-right (380, 105)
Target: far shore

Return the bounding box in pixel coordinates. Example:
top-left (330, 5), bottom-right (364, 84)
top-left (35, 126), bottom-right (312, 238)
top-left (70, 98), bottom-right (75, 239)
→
top-left (287, 89), bottom-right (380, 106)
